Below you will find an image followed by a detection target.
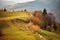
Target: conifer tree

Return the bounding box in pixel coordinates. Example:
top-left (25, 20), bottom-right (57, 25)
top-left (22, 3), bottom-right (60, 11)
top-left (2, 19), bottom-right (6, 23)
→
top-left (43, 8), bottom-right (47, 16)
top-left (4, 8), bottom-right (7, 11)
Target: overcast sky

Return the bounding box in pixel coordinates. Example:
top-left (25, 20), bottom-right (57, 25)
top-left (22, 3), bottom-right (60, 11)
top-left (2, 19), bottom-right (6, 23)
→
top-left (0, 0), bottom-right (35, 3)
top-left (0, 0), bottom-right (60, 11)
top-left (0, 0), bottom-right (59, 3)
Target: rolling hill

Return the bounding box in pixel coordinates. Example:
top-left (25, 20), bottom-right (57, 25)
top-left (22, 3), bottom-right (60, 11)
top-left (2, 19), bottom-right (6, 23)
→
top-left (0, 11), bottom-right (60, 40)
top-left (0, 11), bottom-right (40, 40)
top-left (0, 20), bottom-right (40, 40)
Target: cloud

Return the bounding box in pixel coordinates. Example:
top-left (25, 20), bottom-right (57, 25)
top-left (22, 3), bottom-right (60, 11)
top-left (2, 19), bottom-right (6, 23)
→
top-left (36, 0), bottom-right (54, 4)
top-left (0, 0), bottom-right (35, 3)
top-left (56, 0), bottom-right (60, 1)
top-left (0, 0), bottom-right (3, 1)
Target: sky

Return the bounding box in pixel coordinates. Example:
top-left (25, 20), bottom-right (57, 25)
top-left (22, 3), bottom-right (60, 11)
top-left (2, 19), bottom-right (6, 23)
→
top-left (0, 0), bottom-right (60, 6)
top-left (0, 0), bottom-right (60, 13)
top-left (0, 0), bottom-right (35, 3)
top-left (0, 0), bottom-right (59, 3)
top-left (0, 0), bottom-right (60, 12)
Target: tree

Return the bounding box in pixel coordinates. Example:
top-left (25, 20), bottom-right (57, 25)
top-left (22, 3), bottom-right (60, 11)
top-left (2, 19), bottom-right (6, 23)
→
top-left (4, 8), bottom-right (7, 11)
top-left (24, 9), bottom-right (27, 11)
top-left (43, 8), bottom-right (47, 16)
top-left (53, 22), bottom-right (57, 31)
top-left (43, 19), bottom-right (48, 30)
top-left (43, 8), bottom-right (48, 29)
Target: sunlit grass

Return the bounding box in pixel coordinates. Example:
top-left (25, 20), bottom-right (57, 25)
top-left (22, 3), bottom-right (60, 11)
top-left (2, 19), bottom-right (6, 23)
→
top-left (0, 11), bottom-right (60, 40)
top-left (0, 11), bottom-right (32, 18)
top-left (1, 20), bottom-right (40, 40)
top-left (38, 29), bottom-right (60, 40)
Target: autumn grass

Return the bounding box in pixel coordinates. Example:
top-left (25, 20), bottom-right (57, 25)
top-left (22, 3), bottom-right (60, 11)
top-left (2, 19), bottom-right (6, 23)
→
top-left (38, 29), bottom-right (60, 40)
top-left (0, 11), bottom-right (32, 18)
top-left (1, 20), bottom-right (40, 40)
top-left (0, 11), bottom-right (60, 40)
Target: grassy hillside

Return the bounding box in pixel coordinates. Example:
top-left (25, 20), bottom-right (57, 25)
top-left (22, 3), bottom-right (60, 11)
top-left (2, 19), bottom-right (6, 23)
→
top-left (38, 29), bottom-right (60, 40)
top-left (0, 11), bottom-right (32, 18)
top-left (0, 11), bottom-right (60, 40)
top-left (54, 22), bottom-right (60, 35)
top-left (0, 11), bottom-right (40, 40)
top-left (0, 20), bottom-right (40, 40)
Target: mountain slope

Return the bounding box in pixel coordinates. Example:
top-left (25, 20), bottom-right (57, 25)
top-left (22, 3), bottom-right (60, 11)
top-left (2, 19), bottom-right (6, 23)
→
top-left (0, 11), bottom-right (41, 40)
top-left (0, 11), bottom-right (60, 40)
top-left (0, 20), bottom-right (40, 40)
top-left (38, 29), bottom-right (60, 40)
top-left (0, 11), bottom-right (32, 18)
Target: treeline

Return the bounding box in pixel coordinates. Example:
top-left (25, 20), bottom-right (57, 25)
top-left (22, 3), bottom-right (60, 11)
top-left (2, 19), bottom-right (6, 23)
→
top-left (42, 9), bottom-right (57, 31)
top-left (0, 8), bottom-right (7, 12)
top-left (30, 8), bottom-right (57, 32)
top-left (0, 8), bottom-right (27, 12)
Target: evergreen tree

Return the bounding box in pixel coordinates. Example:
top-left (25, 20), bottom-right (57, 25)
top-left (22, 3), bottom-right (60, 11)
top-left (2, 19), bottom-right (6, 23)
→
top-left (43, 8), bottom-right (47, 16)
top-left (24, 9), bottom-right (27, 11)
top-left (4, 8), bottom-right (7, 11)
top-left (43, 8), bottom-right (47, 30)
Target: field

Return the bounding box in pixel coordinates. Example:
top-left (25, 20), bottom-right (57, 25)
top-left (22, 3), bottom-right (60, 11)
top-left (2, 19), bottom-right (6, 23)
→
top-left (0, 11), bottom-right (60, 40)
